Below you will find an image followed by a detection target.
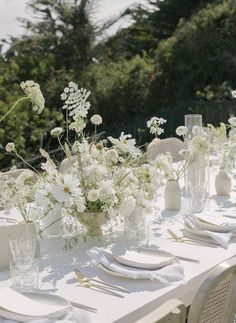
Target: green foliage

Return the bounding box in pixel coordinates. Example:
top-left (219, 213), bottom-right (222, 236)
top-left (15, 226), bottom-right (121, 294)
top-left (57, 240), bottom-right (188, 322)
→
top-left (81, 55), bottom-right (155, 140)
top-left (1, 0), bottom-right (236, 168)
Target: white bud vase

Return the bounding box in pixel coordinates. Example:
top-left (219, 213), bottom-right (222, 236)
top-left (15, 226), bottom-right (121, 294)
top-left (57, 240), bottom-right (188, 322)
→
top-left (215, 169), bottom-right (231, 196)
top-left (164, 179), bottom-right (181, 210)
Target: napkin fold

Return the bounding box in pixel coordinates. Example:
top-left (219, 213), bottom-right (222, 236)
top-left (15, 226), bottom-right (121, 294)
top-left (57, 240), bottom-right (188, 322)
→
top-left (183, 214), bottom-right (232, 249)
top-left (88, 247), bottom-right (184, 285)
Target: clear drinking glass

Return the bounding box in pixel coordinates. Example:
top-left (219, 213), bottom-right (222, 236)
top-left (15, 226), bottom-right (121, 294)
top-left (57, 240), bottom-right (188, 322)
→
top-left (8, 234), bottom-right (36, 266)
top-left (124, 206), bottom-right (149, 248)
top-left (10, 259), bottom-right (39, 292)
top-left (184, 114), bottom-right (202, 140)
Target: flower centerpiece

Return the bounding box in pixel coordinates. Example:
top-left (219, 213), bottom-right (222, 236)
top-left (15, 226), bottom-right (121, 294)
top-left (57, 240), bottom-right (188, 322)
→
top-left (2, 81), bottom-right (163, 247)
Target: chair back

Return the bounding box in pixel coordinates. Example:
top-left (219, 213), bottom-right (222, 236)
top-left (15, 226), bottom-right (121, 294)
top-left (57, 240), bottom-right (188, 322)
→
top-left (188, 256), bottom-right (236, 323)
top-left (135, 299), bottom-right (186, 323)
top-left (147, 138), bottom-right (184, 162)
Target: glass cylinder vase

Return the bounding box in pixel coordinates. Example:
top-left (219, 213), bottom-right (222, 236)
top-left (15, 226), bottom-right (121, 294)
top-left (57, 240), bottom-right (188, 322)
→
top-left (188, 153), bottom-right (209, 213)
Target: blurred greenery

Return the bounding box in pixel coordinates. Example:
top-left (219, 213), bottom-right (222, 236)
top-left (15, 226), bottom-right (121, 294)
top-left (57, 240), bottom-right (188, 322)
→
top-left (0, 0), bottom-right (236, 168)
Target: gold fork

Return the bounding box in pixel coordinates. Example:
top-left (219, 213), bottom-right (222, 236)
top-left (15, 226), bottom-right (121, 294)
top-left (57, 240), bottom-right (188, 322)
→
top-left (167, 229), bottom-right (217, 248)
top-left (74, 269), bottom-right (130, 294)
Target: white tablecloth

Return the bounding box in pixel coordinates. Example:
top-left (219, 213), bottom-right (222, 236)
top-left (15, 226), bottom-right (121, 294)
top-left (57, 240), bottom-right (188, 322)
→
top-left (1, 168), bottom-right (236, 322)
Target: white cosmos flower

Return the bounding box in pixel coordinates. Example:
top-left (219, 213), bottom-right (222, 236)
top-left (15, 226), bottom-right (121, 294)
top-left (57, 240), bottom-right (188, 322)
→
top-left (90, 114), bottom-right (102, 125)
top-left (87, 189), bottom-right (100, 202)
top-left (108, 132), bottom-right (140, 157)
top-left (176, 126), bottom-right (187, 136)
top-left (51, 174), bottom-right (82, 205)
top-left (228, 117), bottom-right (236, 127)
top-left (20, 80), bottom-right (45, 114)
top-left (6, 142), bottom-right (16, 153)
top-left (50, 127), bottom-right (63, 137)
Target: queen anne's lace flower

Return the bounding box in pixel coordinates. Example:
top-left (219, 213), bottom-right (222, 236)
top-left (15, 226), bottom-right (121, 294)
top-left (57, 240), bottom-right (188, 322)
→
top-left (20, 80), bottom-right (45, 114)
top-left (147, 117), bottom-right (167, 136)
top-left (61, 83), bottom-right (90, 118)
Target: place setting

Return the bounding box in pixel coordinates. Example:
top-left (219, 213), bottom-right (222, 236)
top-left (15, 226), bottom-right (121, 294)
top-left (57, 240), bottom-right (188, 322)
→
top-left (86, 244), bottom-right (185, 286)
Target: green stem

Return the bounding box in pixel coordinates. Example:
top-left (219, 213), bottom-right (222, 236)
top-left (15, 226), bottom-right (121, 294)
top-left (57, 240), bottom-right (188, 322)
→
top-left (58, 136), bottom-right (66, 155)
top-left (0, 96), bottom-right (29, 122)
top-left (15, 152), bottom-right (39, 175)
top-left (66, 108), bottom-right (69, 141)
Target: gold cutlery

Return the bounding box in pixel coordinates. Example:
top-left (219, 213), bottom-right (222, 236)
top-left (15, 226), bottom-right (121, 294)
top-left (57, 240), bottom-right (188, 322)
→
top-left (167, 228), bottom-right (218, 248)
top-left (74, 269), bottom-right (130, 295)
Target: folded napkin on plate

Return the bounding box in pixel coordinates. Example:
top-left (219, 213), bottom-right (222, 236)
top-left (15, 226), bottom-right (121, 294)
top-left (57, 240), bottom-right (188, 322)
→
top-left (194, 213), bottom-right (236, 232)
top-left (87, 247), bottom-right (184, 285)
top-left (183, 214), bottom-right (232, 249)
top-left (0, 288), bottom-right (71, 322)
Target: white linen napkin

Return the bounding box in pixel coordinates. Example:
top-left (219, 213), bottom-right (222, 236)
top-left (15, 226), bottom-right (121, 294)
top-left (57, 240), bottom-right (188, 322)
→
top-left (0, 288), bottom-right (71, 321)
top-left (194, 213), bottom-right (236, 232)
top-left (183, 214), bottom-right (232, 249)
top-left (87, 247), bottom-right (184, 285)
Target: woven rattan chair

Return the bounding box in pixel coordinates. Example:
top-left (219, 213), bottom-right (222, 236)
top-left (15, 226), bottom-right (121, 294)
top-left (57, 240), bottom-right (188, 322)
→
top-left (188, 256), bottom-right (236, 323)
top-left (134, 299), bottom-right (186, 323)
top-left (147, 137), bottom-right (184, 163)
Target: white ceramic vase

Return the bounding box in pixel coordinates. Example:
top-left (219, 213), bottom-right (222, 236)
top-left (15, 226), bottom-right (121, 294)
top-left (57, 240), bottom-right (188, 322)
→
top-left (215, 169), bottom-right (231, 196)
top-left (164, 180), bottom-right (181, 210)
top-left (0, 221), bottom-right (40, 271)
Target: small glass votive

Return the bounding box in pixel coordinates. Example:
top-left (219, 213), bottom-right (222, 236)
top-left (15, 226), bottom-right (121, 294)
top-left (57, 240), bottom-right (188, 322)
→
top-left (10, 259), bottom-right (39, 292)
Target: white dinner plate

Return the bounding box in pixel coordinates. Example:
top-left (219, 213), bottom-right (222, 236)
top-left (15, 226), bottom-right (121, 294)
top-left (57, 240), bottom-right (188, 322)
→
top-left (0, 290), bottom-right (71, 322)
top-left (113, 249), bottom-right (174, 270)
top-left (100, 264), bottom-right (148, 279)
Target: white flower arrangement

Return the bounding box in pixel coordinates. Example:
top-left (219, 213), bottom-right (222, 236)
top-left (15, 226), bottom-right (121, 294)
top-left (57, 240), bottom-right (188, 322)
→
top-left (207, 120), bottom-right (236, 171)
top-left (2, 81), bottom-right (163, 243)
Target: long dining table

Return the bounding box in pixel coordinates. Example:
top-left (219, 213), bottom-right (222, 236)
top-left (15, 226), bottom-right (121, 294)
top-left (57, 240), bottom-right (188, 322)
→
top-left (1, 167), bottom-right (236, 322)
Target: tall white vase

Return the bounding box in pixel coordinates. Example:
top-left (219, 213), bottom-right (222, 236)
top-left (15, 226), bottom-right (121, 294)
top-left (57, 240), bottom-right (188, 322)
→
top-left (215, 169), bottom-right (231, 196)
top-left (164, 180), bottom-right (181, 210)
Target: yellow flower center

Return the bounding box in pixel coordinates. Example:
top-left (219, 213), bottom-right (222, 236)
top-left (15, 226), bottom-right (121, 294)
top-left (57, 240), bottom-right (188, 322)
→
top-left (123, 140), bottom-right (128, 144)
top-left (64, 186), bottom-right (70, 193)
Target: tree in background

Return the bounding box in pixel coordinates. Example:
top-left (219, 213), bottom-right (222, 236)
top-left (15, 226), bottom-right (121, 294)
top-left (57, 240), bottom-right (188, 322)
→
top-left (1, 0), bottom-right (236, 168)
